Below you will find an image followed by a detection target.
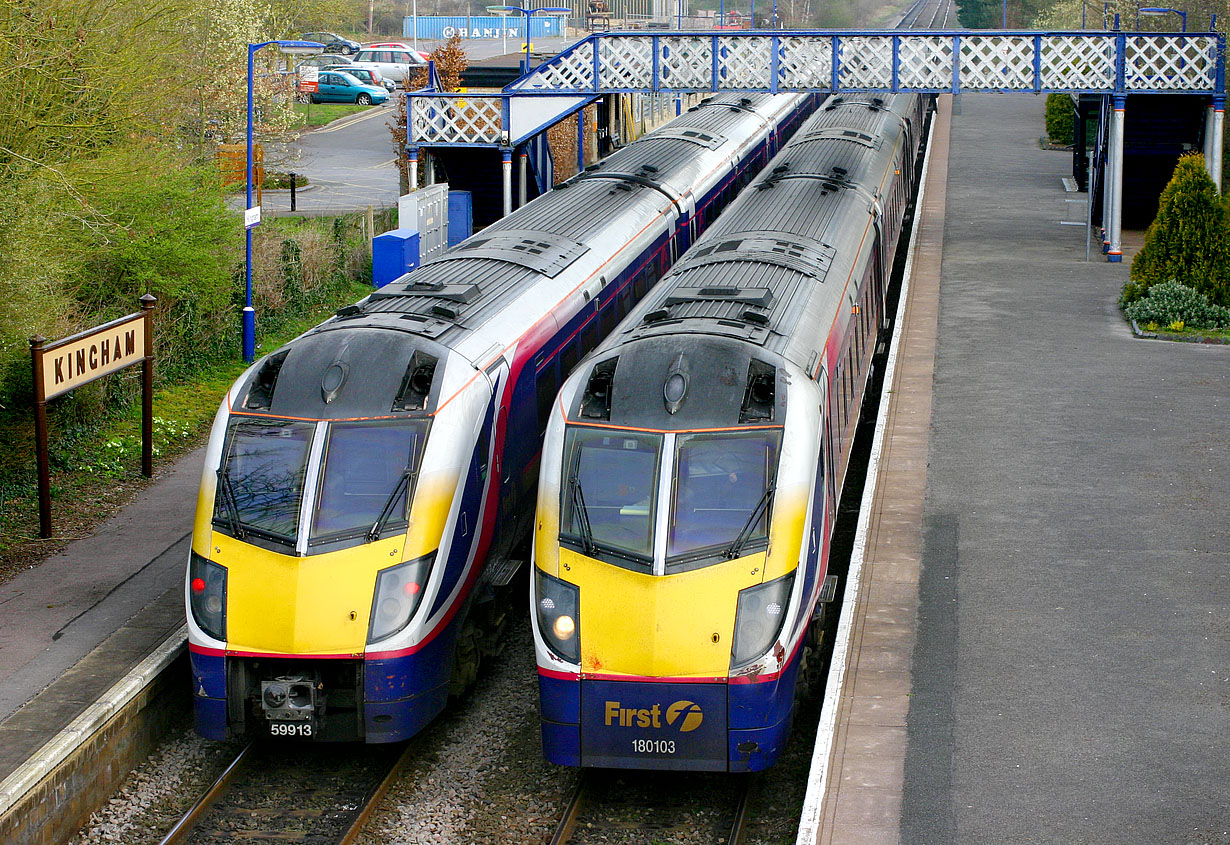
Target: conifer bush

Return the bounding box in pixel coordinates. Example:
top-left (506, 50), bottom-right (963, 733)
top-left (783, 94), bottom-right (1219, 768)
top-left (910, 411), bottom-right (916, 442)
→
top-left (1123, 281), bottom-right (1230, 330)
top-left (1124, 153), bottom-right (1230, 307)
top-left (1045, 94), bottom-right (1074, 146)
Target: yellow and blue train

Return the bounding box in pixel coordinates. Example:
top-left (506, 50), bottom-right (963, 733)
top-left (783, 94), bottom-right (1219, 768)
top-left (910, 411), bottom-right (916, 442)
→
top-left (531, 93), bottom-right (930, 771)
top-left (185, 92), bottom-right (821, 742)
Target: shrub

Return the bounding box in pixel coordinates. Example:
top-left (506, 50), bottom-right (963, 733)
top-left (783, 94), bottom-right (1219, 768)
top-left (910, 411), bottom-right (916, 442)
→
top-left (1123, 281), bottom-right (1230, 330)
top-left (1126, 153), bottom-right (1230, 306)
top-left (1045, 94), bottom-right (1074, 146)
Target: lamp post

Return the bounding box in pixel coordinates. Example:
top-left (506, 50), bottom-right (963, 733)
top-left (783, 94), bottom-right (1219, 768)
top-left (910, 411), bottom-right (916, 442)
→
top-left (489, 5), bottom-right (571, 73)
top-left (245, 39), bottom-right (322, 363)
top-left (1137, 6), bottom-right (1187, 30)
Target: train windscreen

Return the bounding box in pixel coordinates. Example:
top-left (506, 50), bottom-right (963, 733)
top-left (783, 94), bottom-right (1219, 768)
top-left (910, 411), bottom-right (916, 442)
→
top-left (667, 431), bottom-right (778, 564)
top-left (310, 419), bottom-right (429, 544)
top-left (560, 428), bottom-right (662, 564)
top-left (215, 418), bottom-right (315, 544)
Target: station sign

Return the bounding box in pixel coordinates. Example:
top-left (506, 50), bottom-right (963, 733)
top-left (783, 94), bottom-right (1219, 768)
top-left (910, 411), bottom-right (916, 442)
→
top-left (29, 295), bottom-right (156, 538)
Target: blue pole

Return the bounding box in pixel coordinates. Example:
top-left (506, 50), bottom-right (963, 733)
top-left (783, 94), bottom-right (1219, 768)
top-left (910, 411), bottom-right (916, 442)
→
top-left (244, 44), bottom-right (257, 363)
top-left (1001, 0), bottom-right (1006, 27)
top-left (523, 10), bottom-right (531, 73)
top-left (720, 0), bottom-right (724, 27)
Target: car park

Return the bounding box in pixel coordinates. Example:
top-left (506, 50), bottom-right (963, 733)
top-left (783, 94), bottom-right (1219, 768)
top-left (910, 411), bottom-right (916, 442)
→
top-left (301, 31), bottom-right (362, 54)
top-left (307, 70), bottom-right (388, 105)
top-left (349, 47), bottom-right (427, 83)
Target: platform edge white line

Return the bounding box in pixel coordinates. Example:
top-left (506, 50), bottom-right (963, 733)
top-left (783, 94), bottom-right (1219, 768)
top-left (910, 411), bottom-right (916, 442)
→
top-left (0, 625), bottom-right (188, 817)
top-left (794, 104), bottom-right (939, 845)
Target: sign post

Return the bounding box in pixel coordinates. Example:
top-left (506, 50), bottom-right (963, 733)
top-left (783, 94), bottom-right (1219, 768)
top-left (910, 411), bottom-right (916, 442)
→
top-left (29, 294), bottom-right (157, 538)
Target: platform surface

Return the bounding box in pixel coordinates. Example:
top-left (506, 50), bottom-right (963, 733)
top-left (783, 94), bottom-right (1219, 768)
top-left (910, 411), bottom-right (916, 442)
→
top-left (816, 93), bottom-right (1229, 844)
top-left (0, 449), bottom-right (201, 783)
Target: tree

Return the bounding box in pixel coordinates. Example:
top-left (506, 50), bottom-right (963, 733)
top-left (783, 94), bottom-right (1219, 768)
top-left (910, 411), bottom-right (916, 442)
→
top-left (391, 35), bottom-right (467, 195)
top-left (1125, 153), bottom-right (1230, 307)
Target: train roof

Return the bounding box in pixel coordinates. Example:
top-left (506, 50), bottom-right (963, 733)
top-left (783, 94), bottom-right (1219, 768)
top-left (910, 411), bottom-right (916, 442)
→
top-left (606, 95), bottom-right (917, 374)
top-left (304, 93), bottom-right (795, 358)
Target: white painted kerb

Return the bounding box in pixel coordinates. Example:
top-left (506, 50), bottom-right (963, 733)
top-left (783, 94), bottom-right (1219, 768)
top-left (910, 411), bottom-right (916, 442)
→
top-left (794, 109), bottom-right (940, 845)
top-left (0, 625), bottom-right (187, 817)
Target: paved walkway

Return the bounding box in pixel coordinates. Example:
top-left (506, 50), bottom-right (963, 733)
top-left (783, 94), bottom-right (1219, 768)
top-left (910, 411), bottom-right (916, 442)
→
top-left (0, 449), bottom-right (202, 781)
top-left (815, 92), bottom-right (1229, 844)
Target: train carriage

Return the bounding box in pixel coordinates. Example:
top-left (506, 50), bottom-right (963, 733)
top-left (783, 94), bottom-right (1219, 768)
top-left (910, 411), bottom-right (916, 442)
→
top-left (531, 93), bottom-right (930, 772)
top-left (186, 91), bottom-right (820, 743)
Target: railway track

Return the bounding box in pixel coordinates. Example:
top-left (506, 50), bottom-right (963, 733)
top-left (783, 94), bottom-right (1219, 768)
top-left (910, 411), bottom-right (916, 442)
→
top-left (549, 770), bottom-right (752, 845)
top-left (157, 740), bottom-right (411, 844)
top-left (898, 0), bottom-right (954, 29)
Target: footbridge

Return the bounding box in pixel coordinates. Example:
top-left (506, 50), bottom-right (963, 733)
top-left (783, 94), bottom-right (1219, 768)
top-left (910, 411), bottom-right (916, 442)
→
top-left (407, 29), bottom-right (1225, 259)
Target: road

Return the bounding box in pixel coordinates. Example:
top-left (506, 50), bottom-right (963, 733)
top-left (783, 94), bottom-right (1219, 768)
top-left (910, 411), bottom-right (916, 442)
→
top-left (256, 35), bottom-right (577, 217)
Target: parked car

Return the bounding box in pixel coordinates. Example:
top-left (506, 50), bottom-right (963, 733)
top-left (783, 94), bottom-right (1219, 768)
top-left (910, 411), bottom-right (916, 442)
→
top-left (307, 70), bottom-right (389, 105)
top-left (301, 31), bottom-right (362, 54)
top-left (299, 64), bottom-right (394, 93)
top-left (349, 47), bottom-right (427, 83)
top-left (296, 53), bottom-right (352, 73)
top-left (364, 42), bottom-right (431, 62)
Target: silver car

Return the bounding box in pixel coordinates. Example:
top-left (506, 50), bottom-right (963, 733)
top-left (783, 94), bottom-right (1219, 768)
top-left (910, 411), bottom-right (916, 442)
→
top-left (349, 47), bottom-right (426, 84)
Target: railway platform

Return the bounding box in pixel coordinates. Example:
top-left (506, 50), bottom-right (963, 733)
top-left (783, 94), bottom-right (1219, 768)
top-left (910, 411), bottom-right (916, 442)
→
top-left (1, 91), bottom-right (1226, 845)
top-left (803, 93), bottom-right (1228, 844)
top-left (0, 449), bottom-right (200, 833)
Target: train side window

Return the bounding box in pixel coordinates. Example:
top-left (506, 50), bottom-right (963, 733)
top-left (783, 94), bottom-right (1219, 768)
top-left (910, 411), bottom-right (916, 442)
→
top-left (536, 363), bottom-right (558, 434)
top-left (581, 318), bottom-right (599, 355)
top-left (634, 269), bottom-right (649, 299)
top-left (601, 298), bottom-right (618, 335)
top-left (619, 287), bottom-right (632, 317)
top-left (560, 339), bottom-right (580, 375)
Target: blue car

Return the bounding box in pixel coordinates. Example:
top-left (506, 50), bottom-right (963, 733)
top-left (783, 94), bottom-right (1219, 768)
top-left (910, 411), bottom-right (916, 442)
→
top-left (310, 71), bottom-right (388, 106)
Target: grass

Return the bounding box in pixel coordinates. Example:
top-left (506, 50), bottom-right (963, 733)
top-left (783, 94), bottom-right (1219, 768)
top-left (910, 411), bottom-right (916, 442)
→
top-left (1142, 322), bottom-right (1230, 342)
top-left (0, 298), bottom-right (367, 581)
top-left (292, 102), bottom-right (380, 127)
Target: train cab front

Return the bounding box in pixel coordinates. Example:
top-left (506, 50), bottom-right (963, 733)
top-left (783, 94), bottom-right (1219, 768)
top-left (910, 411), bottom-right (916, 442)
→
top-left (187, 323), bottom-right (480, 743)
top-left (532, 337), bottom-right (818, 772)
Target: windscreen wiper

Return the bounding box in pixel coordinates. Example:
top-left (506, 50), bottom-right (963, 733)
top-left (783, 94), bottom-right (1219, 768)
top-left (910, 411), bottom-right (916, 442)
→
top-left (369, 468), bottom-right (415, 542)
top-left (724, 482), bottom-right (775, 560)
top-left (568, 474), bottom-right (595, 554)
top-left (215, 465), bottom-right (247, 540)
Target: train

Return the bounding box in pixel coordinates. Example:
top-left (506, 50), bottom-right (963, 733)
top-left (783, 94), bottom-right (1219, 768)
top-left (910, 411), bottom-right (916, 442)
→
top-left (530, 92), bottom-right (931, 772)
top-left (185, 91), bottom-right (822, 743)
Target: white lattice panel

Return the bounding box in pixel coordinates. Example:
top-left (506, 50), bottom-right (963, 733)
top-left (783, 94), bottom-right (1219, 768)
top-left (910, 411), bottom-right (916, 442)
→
top-left (717, 35), bottom-right (772, 88)
top-left (600, 36), bottom-right (654, 89)
top-left (898, 35), bottom-right (953, 89)
top-left (1125, 35), bottom-right (1217, 90)
top-left (409, 96), bottom-right (502, 144)
top-left (1040, 35), bottom-right (1115, 90)
top-left (779, 36), bottom-right (833, 90)
top-left (839, 36), bottom-right (893, 89)
top-left (520, 46), bottom-right (595, 90)
top-left (508, 32), bottom-right (1221, 98)
top-left (960, 35), bottom-right (1035, 90)
top-left (660, 36), bottom-right (712, 88)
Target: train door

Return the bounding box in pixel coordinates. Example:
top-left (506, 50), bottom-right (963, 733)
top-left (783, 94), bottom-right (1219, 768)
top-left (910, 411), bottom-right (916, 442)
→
top-left (871, 224), bottom-right (887, 332)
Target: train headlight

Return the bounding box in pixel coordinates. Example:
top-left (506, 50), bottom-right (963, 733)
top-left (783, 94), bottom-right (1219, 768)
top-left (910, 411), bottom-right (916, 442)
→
top-left (730, 571), bottom-right (795, 669)
top-left (189, 552), bottom-right (227, 642)
top-left (535, 569), bottom-right (579, 663)
top-left (368, 552), bottom-right (436, 644)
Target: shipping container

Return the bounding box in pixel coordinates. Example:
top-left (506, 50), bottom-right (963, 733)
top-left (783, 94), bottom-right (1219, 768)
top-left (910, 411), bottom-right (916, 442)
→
top-left (402, 15), bottom-right (567, 42)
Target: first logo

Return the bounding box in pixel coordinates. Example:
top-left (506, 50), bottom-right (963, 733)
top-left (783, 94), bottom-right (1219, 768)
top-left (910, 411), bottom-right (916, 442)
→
top-left (666, 700), bottom-right (703, 733)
